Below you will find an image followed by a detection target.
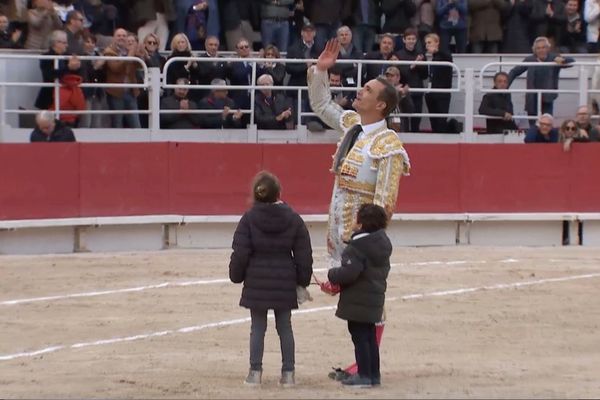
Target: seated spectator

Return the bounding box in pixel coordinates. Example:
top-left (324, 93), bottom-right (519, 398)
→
top-left (25, 0), bottom-right (63, 50)
top-left (257, 44), bottom-right (286, 87)
top-left (335, 25), bottom-right (362, 85)
top-left (574, 105), bottom-right (600, 140)
top-left (0, 12), bottom-right (23, 48)
top-left (34, 30), bottom-right (82, 113)
top-left (560, 118), bottom-right (594, 151)
top-left (524, 113), bottom-right (559, 143)
top-left (254, 74), bottom-right (294, 130)
top-left (30, 110), bottom-right (76, 142)
top-left (197, 35), bottom-right (228, 100)
top-left (329, 67), bottom-right (355, 111)
top-left (363, 33), bottom-right (397, 82)
top-left (383, 66), bottom-right (415, 132)
top-left (198, 78), bottom-right (244, 129)
top-left (478, 72), bottom-right (518, 134)
top-left (160, 77), bottom-right (202, 129)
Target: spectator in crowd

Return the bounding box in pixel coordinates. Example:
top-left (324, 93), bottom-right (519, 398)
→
top-left (141, 33), bottom-right (166, 70)
top-left (335, 25), bottom-right (362, 85)
top-left (254, 73), bottom-right (295, 130)
top-left (198, 78), bottom-right (244, 129)
top-left (560, 118), bottom-right (593, 151)
top-left (412, 0), bottom-right (437, 42)
top-left (79, 32), bottom-right (108, 129)
top-left (166, 33), bottom-right (199, 86)
top-left (383, 65), bottom-right (415, 132)
top-left (397, 27), bottom-right (427, 132)
top-left (102, 27), bottom-right (141, 128)
top-left (160, 77), bottom-right (202, 129)
top-left (502, 0), bottom-right (532, 53)
top-left (561, 0), bottom-right (586, 53)
top-left (64, 9), bottom-right (84, 55)
top-left (304, 0), bottom-right (347, 53)
top-left (289, 0), bottom-right (306, 47)
top-left (329, 67), bottom-right (355, 111)
top-left (381, 0), bottom-right (417, 41)
top-left (34, 29), bottom-right (81, 111)
top-left (508, 36), bottom-right (574, 127)
top-left (183, 0), bottom-right (208, 50)
top-left (259, 0), bottom-right (293, 53)
top-left (363, 33), bottom-right (396, 82)
top-left (0, 12), bottom-right (23, 48)
top-left (257, 44), bottom-right (286, 86)
top-left (350, 0), bottom-right (381, 54)
top-left (436, 0), bottom-right (467, 53)
top-left (197, 35), bottom-right (228, 100)
top-left (468, 0), bottom-right (508, 53)
top-left (131, 0), bottom-right (174, 52)
top-left (53, 0), bottom-right (74, 23)
top-left (478, 71), bottom-right (518, 133)
top-left (531, 0), bottom-right (566, 48)
top-left (424, 33), bottom-right (453, 133)
top-left (286, 23), bottom-right (318, 125)
top-left (227, 37), bottom-right (252, 127)
top-left (173, 0), bottom-right (198, 47)
top-left (30, 110), bottom-right (76, 142)
top-left (25, 0), bottom-right (62, 50)
top-left (524, 113), bottom-right (559, 142)
top-left (574, 105), bottom-right (600, 139)
top-left (84, 1), bottom-right (124, 45)
top-left (584, 0), bottom-right (600, 53)
top-left (221, 0), bottom-right (258, 51)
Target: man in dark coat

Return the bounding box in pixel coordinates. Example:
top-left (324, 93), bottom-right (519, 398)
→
top-left (524, 113), bottom-right (559, 143)
top-left (197, 79), bottom-right (244, 129)
top-left (424, 33), bottom-right (453, 133)
top-left (478, 71), bottom-right (518, 133)
top-left (160, 78), bottom-right (202, 129)
top-left (30, 111), bottom-right (76, 142)
top-left (254, 74), bottom-right (295, 130)
top-left (363, 33), bottom-right (397, 82)
top-left (328, 204), bottom-right (391, 388)
top-left (508, 36), bottom-right (574, 127)
top-left (397, 28), bottom-right (427, 132)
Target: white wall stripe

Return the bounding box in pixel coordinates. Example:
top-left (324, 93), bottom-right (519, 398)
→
top-left (1, 272), bottom-right (598, 362)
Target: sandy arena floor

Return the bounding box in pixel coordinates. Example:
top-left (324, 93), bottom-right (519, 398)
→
top-left (1, 246), bottom-right (599, 399)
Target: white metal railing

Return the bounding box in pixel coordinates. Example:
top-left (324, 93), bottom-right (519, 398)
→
top-left (0, 53), bottom-right (598, 142)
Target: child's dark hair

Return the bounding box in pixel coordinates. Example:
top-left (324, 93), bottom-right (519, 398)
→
top-left (357, 204), bottom-right (388, 232)
top-left (252, 171), bottom-right (281, 203)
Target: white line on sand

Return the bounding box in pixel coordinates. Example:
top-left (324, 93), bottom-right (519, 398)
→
top-left (0, 258), bottom-right (519, 306)
top-left (1, 272), bottom-right (599, 362)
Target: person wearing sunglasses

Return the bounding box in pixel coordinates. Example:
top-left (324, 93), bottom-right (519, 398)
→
top-left (524, 113), bottom-right (559, 143)
top-left (560, 118), bottom-right (593, 151)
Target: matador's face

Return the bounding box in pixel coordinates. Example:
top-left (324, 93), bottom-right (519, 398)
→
top-left (353, 79), bottom-right (386, 115)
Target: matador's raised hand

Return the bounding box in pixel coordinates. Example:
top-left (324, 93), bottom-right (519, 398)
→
top-left (316, 39), bottom-right (340, 72)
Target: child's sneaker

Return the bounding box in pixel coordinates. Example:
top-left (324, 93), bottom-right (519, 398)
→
top-left (244, 369), bottom-right (262, 386)
top-left (279, 370), bottom-right (295, 387)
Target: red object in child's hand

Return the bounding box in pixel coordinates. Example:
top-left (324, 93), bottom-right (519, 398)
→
top-left (320, 281), bottom-right (341, 296)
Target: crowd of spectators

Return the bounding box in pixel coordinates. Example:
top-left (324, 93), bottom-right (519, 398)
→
top-left (0, 0), bottom-right (598, 141)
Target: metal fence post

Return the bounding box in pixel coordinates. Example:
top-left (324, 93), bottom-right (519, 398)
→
top-left (54, 58), bottom-right (60, 119)
top-left (148, 68), bottom-right (161, 136)
top-left (462, 68), bottom-right (475, 142)
top-left (579, 65), bottom-right (589, 107)
top-left (0, 84), bottom-right (6, 141)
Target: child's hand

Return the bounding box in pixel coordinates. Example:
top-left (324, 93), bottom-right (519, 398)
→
top-left (320, 281), bottom-right (341, 296)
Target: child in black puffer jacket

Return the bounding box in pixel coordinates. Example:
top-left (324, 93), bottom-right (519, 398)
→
top-left (229, 171), bottom-right (313, 387)
top-left (328, 203), bottom-right (392, 388)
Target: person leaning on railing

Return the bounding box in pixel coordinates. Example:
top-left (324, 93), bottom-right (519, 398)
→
top-left (559, 118), bottom-right (594, 151)
top-left (524, 113), bottom-right (559, 143)
top-left (478, 71), bottom-right (518, 134)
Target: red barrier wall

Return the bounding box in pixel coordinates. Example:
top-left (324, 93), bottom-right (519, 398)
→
top-left (1, 143), bottom-right (599, 220)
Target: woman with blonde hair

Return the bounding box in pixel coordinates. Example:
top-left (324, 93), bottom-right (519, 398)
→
top-left (257, 44), bottom-right (285, 87)
top-left (166, 32), bottom-right (198, 85)
top-left (560, 118), bottom-right (591, 151)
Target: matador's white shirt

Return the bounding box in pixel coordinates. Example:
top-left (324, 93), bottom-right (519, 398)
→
top-left (307, 66), bottom-right (411, 261)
